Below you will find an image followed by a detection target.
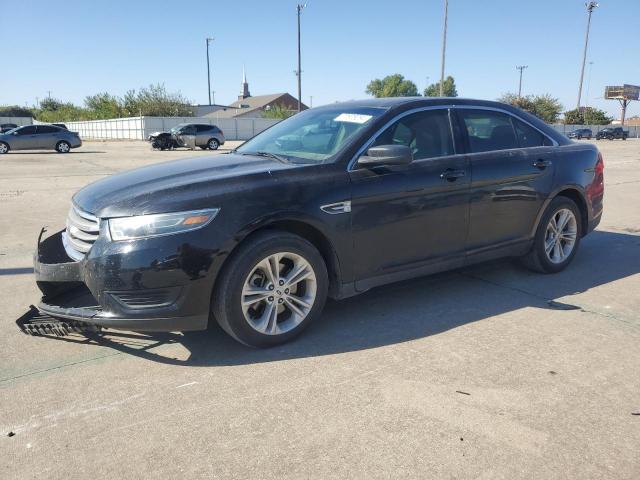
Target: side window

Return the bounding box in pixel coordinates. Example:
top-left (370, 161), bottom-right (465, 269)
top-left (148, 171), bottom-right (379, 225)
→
top-left (37, 125), bottom-right (59, 134)
top-left (196, 124), bottom-right (210, 133)
top-left (180, 125), bottom-right (196, 135)
top-left (513, 118), bottom-right (547, 147)
top-left (459, 110), bottom-right (518, 153)
top-left (372, 109), bottom-right (454, 160)
top-left (17, 126), bottom-right (37, 135)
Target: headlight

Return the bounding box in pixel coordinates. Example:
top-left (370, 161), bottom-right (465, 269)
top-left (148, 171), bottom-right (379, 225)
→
top-left (108, 208), bottom-right (219, 241)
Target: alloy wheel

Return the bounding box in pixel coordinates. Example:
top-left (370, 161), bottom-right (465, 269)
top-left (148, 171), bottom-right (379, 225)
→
top-left (544, 208), bottom-right (578, 264)
top-left (241, 252), bottom-right (317, 335)
top-left (208, 139), bottom-right (219, 150)
top-left (0, 143), bottom-right (8, 154)
top-left (57, 142), bottom-right (70, 153)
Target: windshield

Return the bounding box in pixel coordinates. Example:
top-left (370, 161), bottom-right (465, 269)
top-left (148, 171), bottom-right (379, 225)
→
top-left (236, 107), bottom-right (386, 163)
top-left (170, 124), bottom-right (187, 134)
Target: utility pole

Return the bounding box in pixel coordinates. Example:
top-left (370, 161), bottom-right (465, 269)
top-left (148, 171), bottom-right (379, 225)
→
top-left (296, 4), bottom-right (306, 112)
top-left (206, 37), bottom-right (214, 106)
top-left (516, 65), bottom-right (528, 97)
top-left (577, 2), bottom-right (598, 109)
top-left (439, 0), bottom-right (449, 96)
top-left (309, 95), bottom-right (313, 108)
top-left (585, 61), bottom-right (594, 107)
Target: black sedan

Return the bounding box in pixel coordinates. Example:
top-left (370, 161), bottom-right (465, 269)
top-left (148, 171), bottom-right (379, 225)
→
top-left (33, 98), bottom-right (604, 347)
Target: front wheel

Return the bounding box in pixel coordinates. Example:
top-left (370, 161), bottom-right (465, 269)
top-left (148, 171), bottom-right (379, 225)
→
top-left (521, 197), bottom-right (582, 273)
top-left (207, 138), bottom-right (219, 150)
top-left (55, 141), bottom-right (71, 153)
top-left (0, 142), bottom-right (9, 154)
top-left (212, 231), bottom-right (328, 347)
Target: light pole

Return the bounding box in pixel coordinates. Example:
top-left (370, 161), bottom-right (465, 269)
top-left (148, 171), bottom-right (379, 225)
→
top-left (585, 61), bottom-right (594, 107)
top-left (577, 2), bottom-right (598, 109)
top-left (296, 4), bottom-right (306, 112)
top-left (439, 0), bottom-right (449, 96)
top-left (206, 37), bottom-right (214, 106)
top-left (516, 65), bottom-right (528, 97)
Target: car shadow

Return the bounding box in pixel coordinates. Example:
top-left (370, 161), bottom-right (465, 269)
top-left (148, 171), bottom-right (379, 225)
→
top-left (25, 230), bottom-right (640, 366)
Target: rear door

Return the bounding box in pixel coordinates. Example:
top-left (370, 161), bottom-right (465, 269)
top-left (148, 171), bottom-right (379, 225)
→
top-left (34, 125), bottom-right (60, 148)
top-left (195, 124), bottom-right (211, 146)
top-left (349, 108), bottom-right (470, 287)
top-left (456, 108), bottom-right (556, 252)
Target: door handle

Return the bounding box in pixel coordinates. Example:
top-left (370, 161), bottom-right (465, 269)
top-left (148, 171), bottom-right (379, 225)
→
top-left (440, 169), bottom-right (466, 181)
top-left (533, 159), bottom-right (552, 169)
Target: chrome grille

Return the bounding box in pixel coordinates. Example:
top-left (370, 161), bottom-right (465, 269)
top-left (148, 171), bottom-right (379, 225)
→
top-left (63, 205), bottom-right (99, 261)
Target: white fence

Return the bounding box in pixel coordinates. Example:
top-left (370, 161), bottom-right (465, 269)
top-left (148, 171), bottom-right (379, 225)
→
top-left (0, 116), bottom-right (32, 126)
top-left (54, 116), bottom-right (280, 141)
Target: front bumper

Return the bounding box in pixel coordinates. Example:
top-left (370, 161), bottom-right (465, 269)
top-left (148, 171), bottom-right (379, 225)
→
top-left (33, 227), bottom-right (226, 332)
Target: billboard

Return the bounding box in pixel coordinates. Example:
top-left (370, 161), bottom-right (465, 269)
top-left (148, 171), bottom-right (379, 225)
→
top-left (605, 84), bottom-right (640, 100)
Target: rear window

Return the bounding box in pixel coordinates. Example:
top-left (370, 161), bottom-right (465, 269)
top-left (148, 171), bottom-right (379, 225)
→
top-left (37, 125), bottom-right (61, 134)
top-left (513, 118), bottom-right (547, 147)
top-left (459, 110), bottom-right (518, 153)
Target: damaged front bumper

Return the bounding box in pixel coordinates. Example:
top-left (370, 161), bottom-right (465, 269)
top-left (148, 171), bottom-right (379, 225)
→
top-left (32, 228), bottom-right (214, 332)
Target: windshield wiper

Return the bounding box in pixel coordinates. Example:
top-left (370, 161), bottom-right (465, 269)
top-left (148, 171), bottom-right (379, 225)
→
top-left (239, 151), bottom-right (290, 163)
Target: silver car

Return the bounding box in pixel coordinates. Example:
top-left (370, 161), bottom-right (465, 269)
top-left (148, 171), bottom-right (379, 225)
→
top-left (171, 123), bottom-right (226, 150)
top-left (0, 125), bottom-right (82, 154)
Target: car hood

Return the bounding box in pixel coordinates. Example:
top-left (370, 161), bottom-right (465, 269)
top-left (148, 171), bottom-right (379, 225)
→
top-left (73, 153), bottom-right (301, 218)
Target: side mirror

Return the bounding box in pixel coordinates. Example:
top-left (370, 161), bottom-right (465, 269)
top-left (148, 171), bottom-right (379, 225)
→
top-left (358, 145), bottom-right (413, 167)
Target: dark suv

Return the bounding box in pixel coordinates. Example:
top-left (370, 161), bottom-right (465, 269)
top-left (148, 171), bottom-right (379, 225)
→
top-left (33, 98), bottom-right (604, 347)
top-left (567, 128), bottom-right (592, 140)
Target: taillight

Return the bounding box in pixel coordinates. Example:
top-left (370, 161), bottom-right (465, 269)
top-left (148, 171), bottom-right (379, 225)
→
top-left (587, 151), bottom-right (604, 203)
top-left (594, 152), bottom-right (604, 175)
top-left (219, 130), bottom-right (224, 137)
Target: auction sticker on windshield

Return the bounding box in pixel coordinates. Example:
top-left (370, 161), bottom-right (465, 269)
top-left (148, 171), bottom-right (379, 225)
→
top-left (334, 113), bottom-right (373, 124)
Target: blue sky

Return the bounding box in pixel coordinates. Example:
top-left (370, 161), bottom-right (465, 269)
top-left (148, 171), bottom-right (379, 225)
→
top-left (1, 0), bottom-right (639, 118)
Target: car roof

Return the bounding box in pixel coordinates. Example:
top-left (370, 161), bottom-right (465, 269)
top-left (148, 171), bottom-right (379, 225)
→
top-left (314, 97), bottom-right (527, 110)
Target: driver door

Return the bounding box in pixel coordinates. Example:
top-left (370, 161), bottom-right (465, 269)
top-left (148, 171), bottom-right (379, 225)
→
top-left (349, 108), bottom-right (470, 290)
top-left (11, 125), bottom-right (38, 150)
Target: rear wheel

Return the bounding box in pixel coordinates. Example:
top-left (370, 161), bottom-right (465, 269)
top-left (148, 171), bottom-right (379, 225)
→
top-left (521, 197), bottom-right (582, 273)
top-left (212, 231), bottom-right (328, 347)
top-left (0, 142), bottom-right (9, 154)
top-left (55, 141), bottom-right (71, 153)
top-left (207, 138), bottom-right (219, 150)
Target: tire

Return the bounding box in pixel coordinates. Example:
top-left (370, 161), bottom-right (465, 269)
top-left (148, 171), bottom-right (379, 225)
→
top-left (207, 138), bottom-right (219, 150)
top-left (577, 135), bottom-right (582, 140)
top-left (521, 197), bottom-right (582, 274)
top-left (55, 141), bottom-right (71, 153)
top-left (0, 142), bottom-right (9, 154)
top-left (212, 230), bottom-right (329, 348)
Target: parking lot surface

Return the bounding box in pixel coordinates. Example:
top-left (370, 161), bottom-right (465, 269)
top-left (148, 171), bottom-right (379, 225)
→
top-left (1, 139), bottom-right (639, 479)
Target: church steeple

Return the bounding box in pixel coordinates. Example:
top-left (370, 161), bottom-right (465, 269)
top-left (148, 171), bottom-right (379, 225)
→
top-left (239, 65), bottom-right (251, 100)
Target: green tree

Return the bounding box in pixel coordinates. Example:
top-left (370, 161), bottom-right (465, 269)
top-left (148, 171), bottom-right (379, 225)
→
top-left (366, 74), bottom-right (419, 98)
top-left (262, 104), bottom-right (295, 119)
top-left (424, 76), bottom-right (458, 97)
top-left (35, 97), bottom-right (89, 122)
top-left (583, 107), bottom-right (612, 125)
top-left (84, 93), bottom-right (123, 119)
top-left (121, 84), bottom-right (193, 116)
top-left (564, 107), bottom-right (611, 125)
top-left (0, 105), bottom-right (35, 117)
top-left (498, 93), bottom-right (563, 123)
